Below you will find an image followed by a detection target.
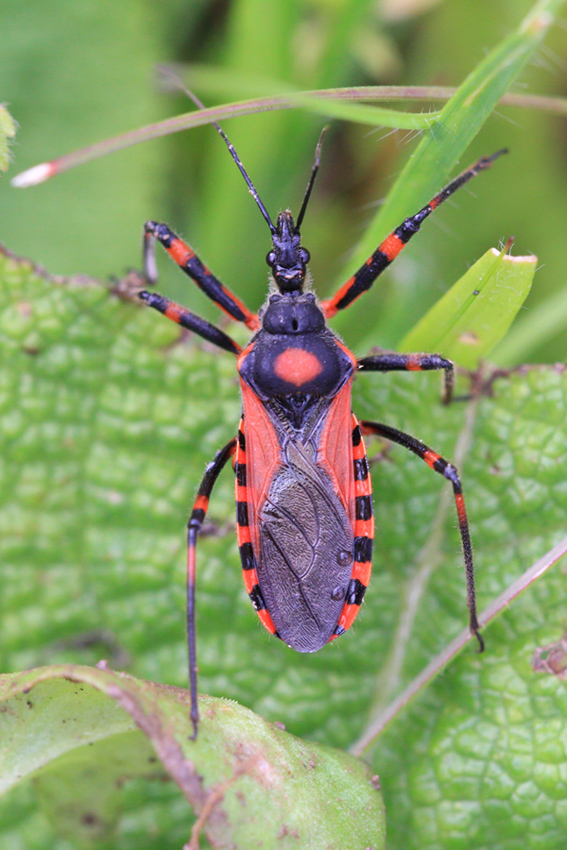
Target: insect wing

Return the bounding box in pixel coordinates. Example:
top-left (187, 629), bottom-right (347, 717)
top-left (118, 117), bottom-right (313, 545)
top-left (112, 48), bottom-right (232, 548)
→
top-left (239, 380), bottom-right (358, 652)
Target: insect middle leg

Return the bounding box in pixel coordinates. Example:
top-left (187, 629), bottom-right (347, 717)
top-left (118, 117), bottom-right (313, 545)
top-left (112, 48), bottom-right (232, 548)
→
top-left (359, 419), bottom-right (483, 651)
top-left (138, 289), bottom-right (242, 355)
top-left (186, 438), bottom-right (237, 738)
top-left (358, 352), bottom-right (454, 404)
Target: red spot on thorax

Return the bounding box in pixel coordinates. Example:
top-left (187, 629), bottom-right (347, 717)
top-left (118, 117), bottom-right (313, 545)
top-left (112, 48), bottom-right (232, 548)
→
top-left (273, 348), bottom-right (323, 387)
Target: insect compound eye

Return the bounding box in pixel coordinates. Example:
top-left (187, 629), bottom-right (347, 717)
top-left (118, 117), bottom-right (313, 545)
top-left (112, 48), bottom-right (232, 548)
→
top-left (266, 251), bottom-right (276, 267)
top-left (299, 247), bottom-right (310, 264)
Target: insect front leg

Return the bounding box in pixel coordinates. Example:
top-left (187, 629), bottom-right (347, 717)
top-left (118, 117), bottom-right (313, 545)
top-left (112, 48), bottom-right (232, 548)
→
top-left (358, 352), bottom-right (454, 404)
top-left (144, 221), bottom-right (259, 329)
top-left (359, 419), bottom-right (483, 651)
top-left (186, 438), bottom-right (237, 739)
top-left (321, 150), bottom-right (506, 320)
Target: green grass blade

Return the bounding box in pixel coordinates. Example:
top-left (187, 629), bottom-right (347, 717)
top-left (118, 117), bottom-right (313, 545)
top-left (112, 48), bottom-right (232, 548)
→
top-left (12, 79), bottom-right (567, 190)
top-left (331, 0), bottom-right (565, 337)
top-left (182, 64), bottom-right (439, 128)
top-left (491, 287), bottom-right (567, 366)
top-left (283, 95), bottom-right (437, 128)
top-left (399, 246), bottom-right (537, 368)
top-left (0, 105), bottom-right (16, 172)
top-left (10, 90), bottom-right (440, 190)
top-left (182, 65), bottom-right (567, 116)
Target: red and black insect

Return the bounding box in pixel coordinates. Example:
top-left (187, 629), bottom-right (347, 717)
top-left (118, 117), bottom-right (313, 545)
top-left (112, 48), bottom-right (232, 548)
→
top-left (139, 100), bottom-right (504, 737)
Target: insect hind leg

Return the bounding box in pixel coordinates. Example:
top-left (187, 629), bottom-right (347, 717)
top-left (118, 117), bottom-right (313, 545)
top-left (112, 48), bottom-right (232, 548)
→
top-left (359, 419), bottom-right (483, 652)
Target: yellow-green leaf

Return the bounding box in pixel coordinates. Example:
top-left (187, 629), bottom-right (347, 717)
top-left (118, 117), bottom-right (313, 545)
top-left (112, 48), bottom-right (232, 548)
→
top-left (0, 665), bottom-right (385, 849)
top-left (399, 247), bottom-right (537, 368)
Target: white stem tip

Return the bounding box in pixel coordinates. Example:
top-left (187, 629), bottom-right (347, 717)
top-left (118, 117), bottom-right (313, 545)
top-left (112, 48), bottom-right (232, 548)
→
top-left (11, 162), bottom-right (56, 188)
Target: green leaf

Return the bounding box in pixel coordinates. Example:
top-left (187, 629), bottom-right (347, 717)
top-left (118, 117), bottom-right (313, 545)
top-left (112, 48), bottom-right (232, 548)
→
top-left (3, 1), bottom-right (567, 847)
top-left (3, 236), bottom-right (567, 849)
top-left (0, 665), bottom-right (385, 849)
top-left (398, 246), bottom-right (537, 368)
top-left (362, 366), bottom-right (567, 850)
top-left (0, 671), bottom-right (151, 844)
top-left (0, 104), bottom-right (16, 172)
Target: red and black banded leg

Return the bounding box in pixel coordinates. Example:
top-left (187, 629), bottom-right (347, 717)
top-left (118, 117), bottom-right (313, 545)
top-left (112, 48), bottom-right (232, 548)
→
top-left (359, 419), bottom-right (483, 651)
top-left (138, 290), bottom-right (241, 355)
top-left (144, 221), bottom-right (259, 329)
top-left (358, 352), bottom-right (454, 404)
top-left (321, 150), bottom-right (507, 320)
top-left (187, 438), bottom-right (237, 738)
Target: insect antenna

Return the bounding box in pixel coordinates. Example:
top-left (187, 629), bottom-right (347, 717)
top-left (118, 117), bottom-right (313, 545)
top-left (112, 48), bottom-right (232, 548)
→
top-left (296, 126), bottom-right (327, 230)
top-left (159, 66), bottom-right (276, 235)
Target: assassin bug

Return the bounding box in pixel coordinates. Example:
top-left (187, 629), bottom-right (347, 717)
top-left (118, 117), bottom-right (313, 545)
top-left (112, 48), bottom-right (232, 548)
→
top-left (139, 95), bottom-right (504, 737)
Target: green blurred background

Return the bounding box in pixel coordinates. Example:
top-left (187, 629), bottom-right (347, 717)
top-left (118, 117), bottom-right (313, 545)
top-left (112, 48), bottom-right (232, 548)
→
top-left (2, 4), bottom-right (567, 846)
top-left (2, 0), bottom-right (566, 362)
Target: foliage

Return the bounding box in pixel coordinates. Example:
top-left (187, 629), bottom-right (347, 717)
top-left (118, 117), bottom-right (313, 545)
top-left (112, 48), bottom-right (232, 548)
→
top-left (399, 246), bottom-right (536, 368)
top-left (0, 665), bottom-right (384, 848)
top-left (1, 0), bottom-right (567, 847)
